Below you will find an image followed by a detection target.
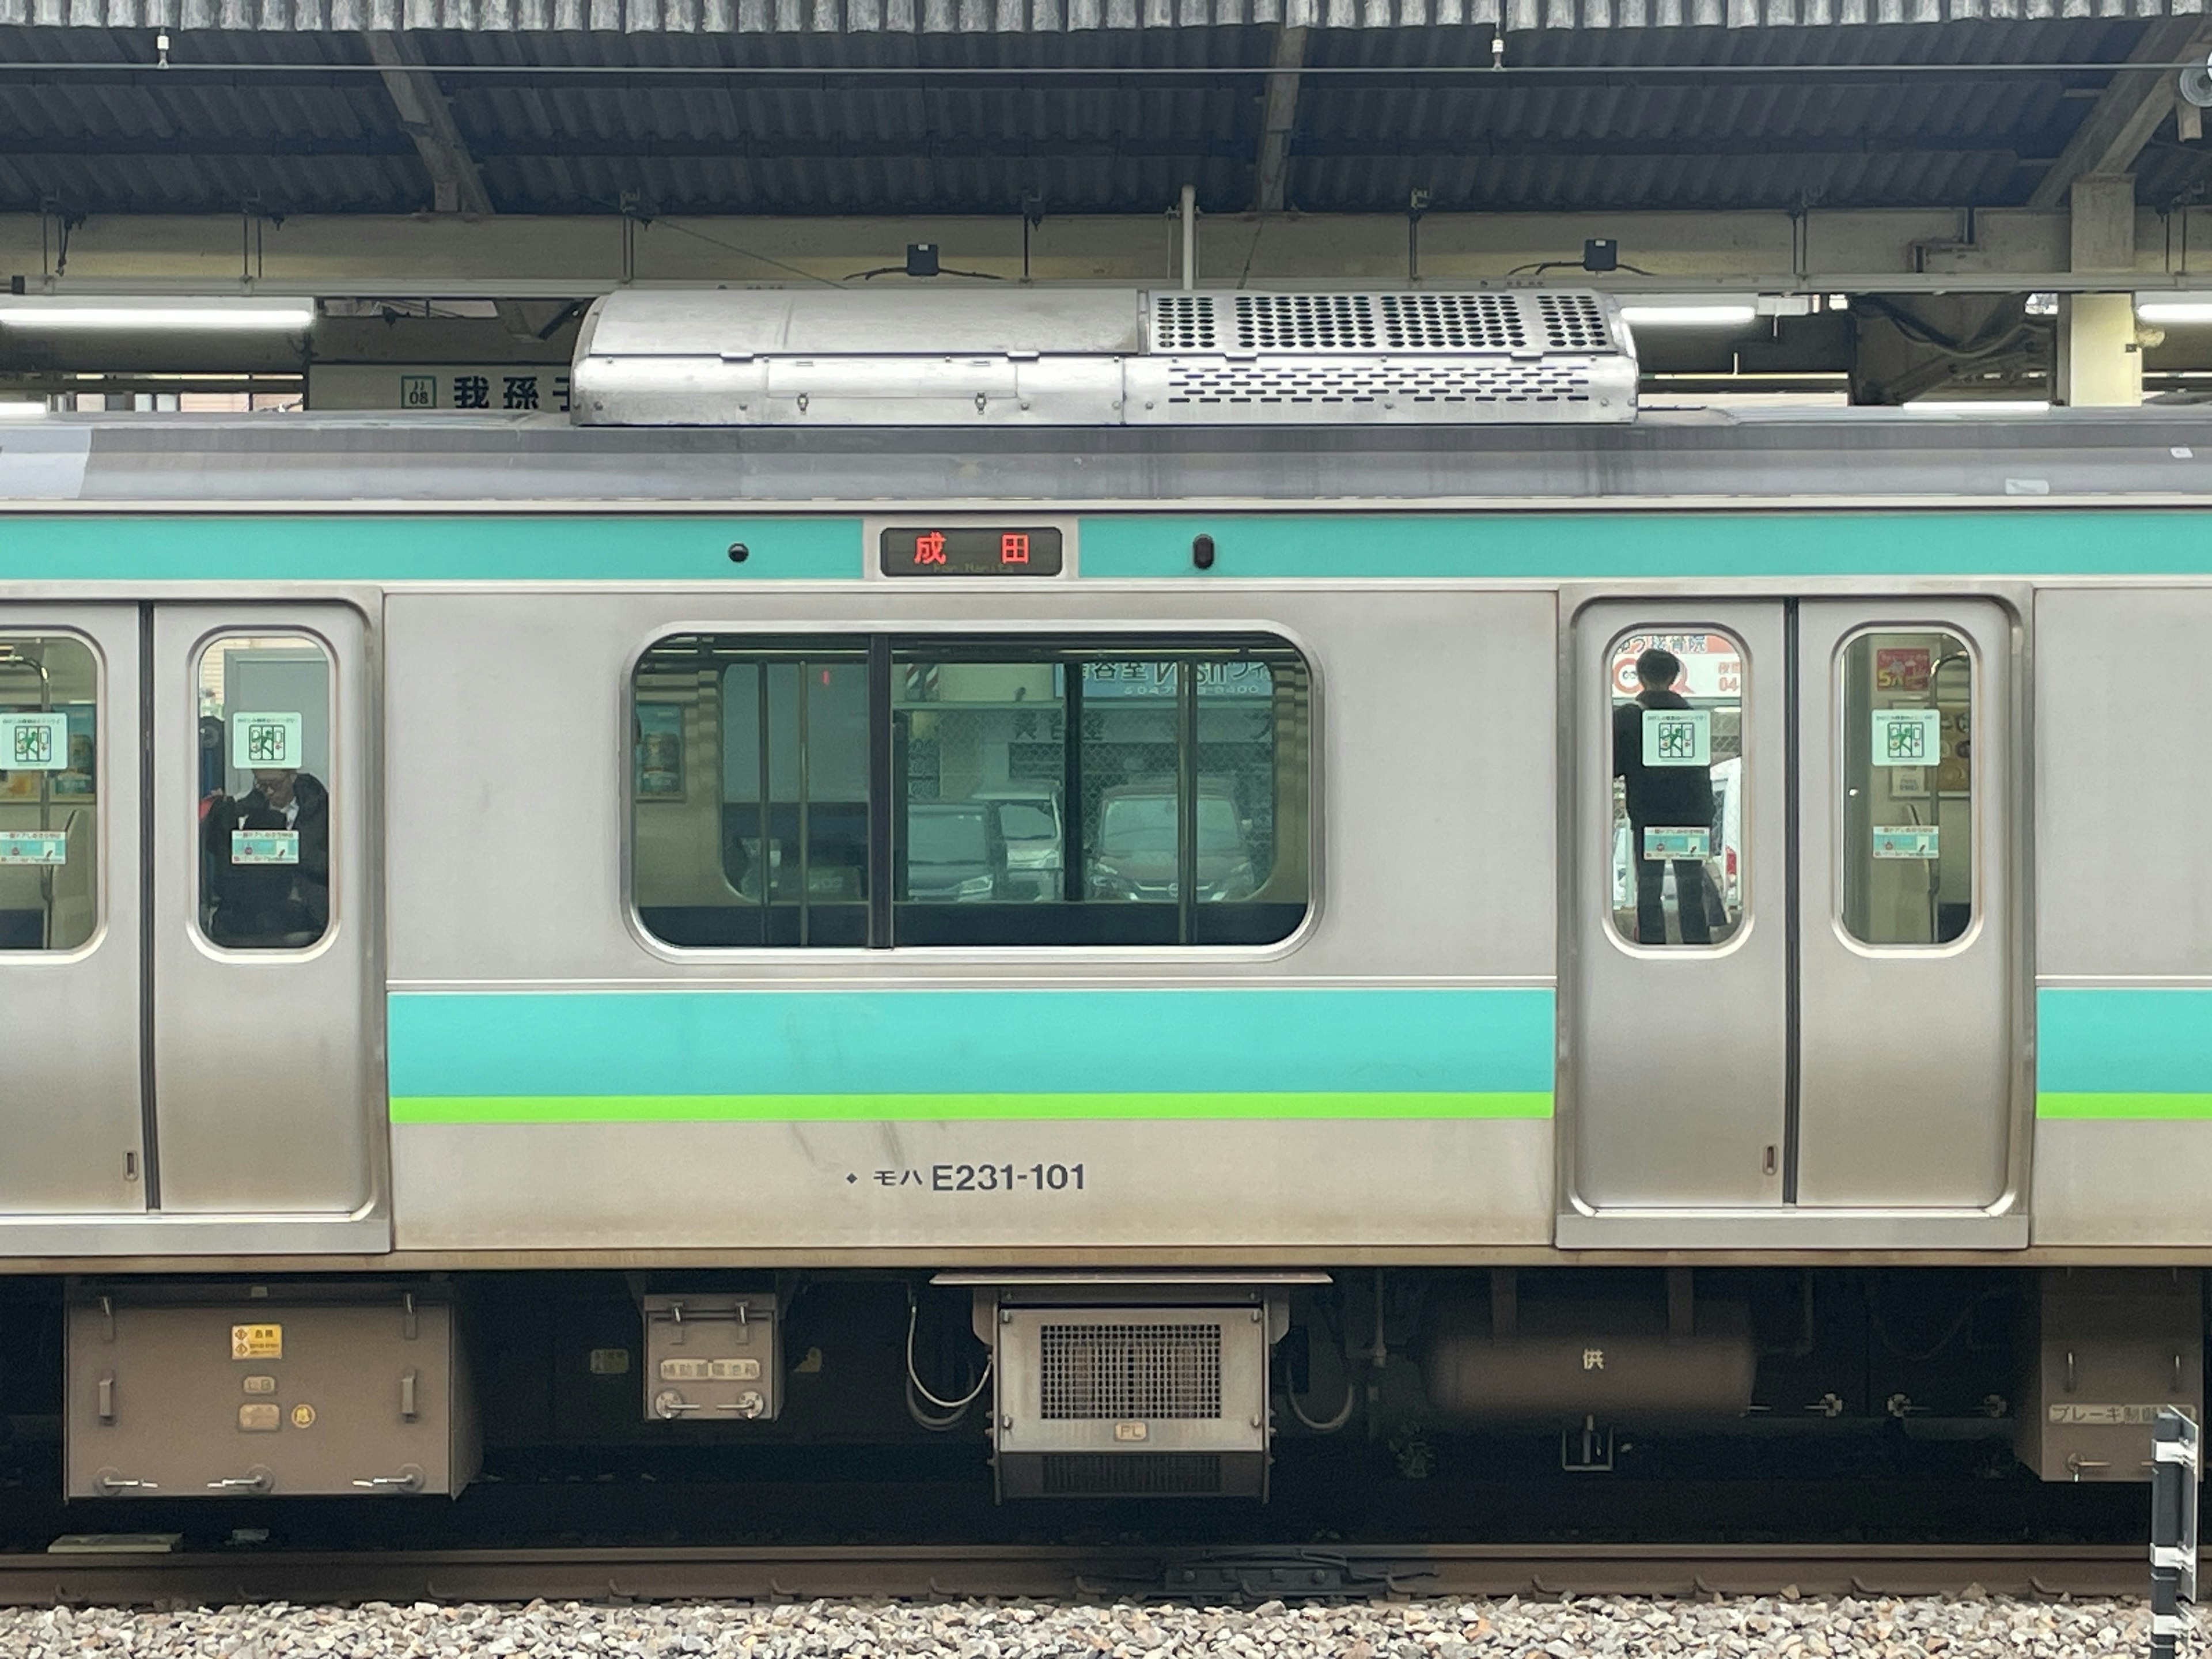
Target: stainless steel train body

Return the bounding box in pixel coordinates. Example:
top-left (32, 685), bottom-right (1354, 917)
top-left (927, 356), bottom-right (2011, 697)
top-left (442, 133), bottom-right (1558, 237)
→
top-left (6, 354), bottom-right (2212, 1496)
top-left (4, 408), bottom-right (2207, 1268)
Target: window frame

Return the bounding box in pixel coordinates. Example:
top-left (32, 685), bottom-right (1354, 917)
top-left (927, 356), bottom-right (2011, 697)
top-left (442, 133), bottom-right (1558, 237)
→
top-left (1831, 622), bottom-right (1982, 956)
top-left (188, 627), bottom-right (342, 959)
top-left (1601, 623), bottom-right (1753, 957)
top-left (0, 628), bottom-right (108, 960)
top-left (623, 623), bottom-right (1320, 961)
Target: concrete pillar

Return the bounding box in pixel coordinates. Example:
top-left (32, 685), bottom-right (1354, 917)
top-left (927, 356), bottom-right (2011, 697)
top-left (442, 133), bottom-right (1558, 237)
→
top-left (2058, 293), bottom-right (2145, 407)
top-left (2069, 175), bottom-right (2137, 274)
top-left (2060, 172), bottom-right (2144, 407)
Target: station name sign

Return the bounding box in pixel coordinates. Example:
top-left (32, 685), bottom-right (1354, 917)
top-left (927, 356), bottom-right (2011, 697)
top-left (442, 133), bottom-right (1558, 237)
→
top-left (879, 527), bottom-right (1065, 577)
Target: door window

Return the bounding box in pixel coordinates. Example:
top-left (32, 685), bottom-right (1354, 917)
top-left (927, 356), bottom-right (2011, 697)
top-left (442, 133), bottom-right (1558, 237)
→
top-left (195, 635), bottom-right (334, 951)
top-left (0, 635), bottom-right (99, 952)
top-left (1839, 629), bottom-right (1974, 946)
top-left (1607, 630), bottom-right (1745, 948)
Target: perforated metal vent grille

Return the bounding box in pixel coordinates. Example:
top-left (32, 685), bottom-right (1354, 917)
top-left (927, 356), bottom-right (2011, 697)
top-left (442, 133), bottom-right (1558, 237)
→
top-left (1539, 293), bottom-right (1612, 350)
top-left (1234, 294), bottom-right (1376, 351)
top-left (1151, 294), bottom-right (1218, 352)
top-left (1165, 360), bottom-right (1594, 407)
top-left (1039, 1322), bottom-right (1224, 1420)
top-left (1377, 292), bottom-right (1526, 350)
top-left (1041, 1453), bottom-right (1225, 1496)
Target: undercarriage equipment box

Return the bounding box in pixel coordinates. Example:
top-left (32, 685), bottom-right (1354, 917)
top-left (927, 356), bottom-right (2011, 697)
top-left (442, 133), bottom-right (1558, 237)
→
top-left (2017, 1268), bottom-right (2203, 1483)
top-left (66, 1282), bottom-right (478, 1498)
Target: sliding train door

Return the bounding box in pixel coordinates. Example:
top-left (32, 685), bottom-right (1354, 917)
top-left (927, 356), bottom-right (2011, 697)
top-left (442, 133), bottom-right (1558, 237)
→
top-left (0, 609), bottom-right (147, 1215)
top-left (1560, 595), bottom-right (2022, 1248)
top-left (150, 606), bottom-right (381, 1223)
top-left (0, 600), bottom-right (383, 1252)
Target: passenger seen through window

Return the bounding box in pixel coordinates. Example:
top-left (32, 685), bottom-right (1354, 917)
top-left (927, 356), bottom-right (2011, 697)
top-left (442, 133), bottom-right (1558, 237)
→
top-left (1610, 639), bottom-right (1741, 948)
top-left (196, 637), bottom-right (333, 951)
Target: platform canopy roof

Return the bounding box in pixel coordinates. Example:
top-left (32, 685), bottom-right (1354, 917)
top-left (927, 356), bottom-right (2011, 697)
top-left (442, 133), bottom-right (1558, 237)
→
top-left (0, 0), bottom-right (2207, 228)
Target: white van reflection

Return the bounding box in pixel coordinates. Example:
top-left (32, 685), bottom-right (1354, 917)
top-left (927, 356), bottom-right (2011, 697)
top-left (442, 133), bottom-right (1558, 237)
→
top-left (1088, 784), bottom-right (1256, 903)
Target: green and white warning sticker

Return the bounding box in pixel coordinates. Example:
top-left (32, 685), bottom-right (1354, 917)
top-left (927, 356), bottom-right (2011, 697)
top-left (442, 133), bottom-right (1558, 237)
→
top-left (230, 711), bottom-right (304, 770)
top-left (0, 713), bottom-right (68, 771)
top-left (1641, 707), bottom-right (1710, 768)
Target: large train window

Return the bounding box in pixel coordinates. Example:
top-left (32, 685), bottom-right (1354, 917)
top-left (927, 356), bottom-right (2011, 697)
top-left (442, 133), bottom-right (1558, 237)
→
top-left (1608, 631), bottom-right (1745, 948)
top-left (630, 633), bottom-right (1310, 950)
top-left (0, 635), bottom-right (99, 952)
top-left (1839, 629), bottom-right (1974, 946)
top-left (194, 635), bottom-right (334, 952)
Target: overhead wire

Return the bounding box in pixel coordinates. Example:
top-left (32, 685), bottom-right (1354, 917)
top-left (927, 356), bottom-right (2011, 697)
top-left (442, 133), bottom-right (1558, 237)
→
top-left (7, 56), bottom-right (2207, 78)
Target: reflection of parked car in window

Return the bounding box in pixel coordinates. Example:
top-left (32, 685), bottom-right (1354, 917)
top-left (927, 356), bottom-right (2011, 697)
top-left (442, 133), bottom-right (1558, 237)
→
top-left (902, 801), bottom-right (1008, 903)
top-left (1088, 783), bottom-right (1255, 903)
top-left (975, 790), bottom-right (1063, 900)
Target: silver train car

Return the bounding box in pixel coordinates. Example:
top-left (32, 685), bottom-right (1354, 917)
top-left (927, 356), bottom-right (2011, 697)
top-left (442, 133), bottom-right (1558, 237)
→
top-left (2, 288), bottom-right (2209, 1502)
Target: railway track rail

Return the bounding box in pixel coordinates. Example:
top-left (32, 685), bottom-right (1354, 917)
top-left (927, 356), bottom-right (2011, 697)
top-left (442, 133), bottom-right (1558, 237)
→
top-left (0, 1543), bottom-right (2153, 1609)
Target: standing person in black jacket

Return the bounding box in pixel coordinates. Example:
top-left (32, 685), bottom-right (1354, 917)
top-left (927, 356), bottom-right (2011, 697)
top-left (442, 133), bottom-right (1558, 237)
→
top-left (1612, 646), bottom-right (1714, 946)
top-left (201, 767), bottom-right (331, 948)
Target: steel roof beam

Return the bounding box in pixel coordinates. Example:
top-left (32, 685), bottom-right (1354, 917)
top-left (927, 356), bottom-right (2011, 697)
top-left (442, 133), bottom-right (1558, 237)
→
top-left (2, 206), bottom-right (2206, 293)
top-left (364, 31), bottom-right (495, 218)
top-left (362, 31), bottom-right (535, 339)
top-left (2026, 14), bottom-right (2212, 212)
top-left (1253, 22), bottom-right (1309, 214)
top-left (0, 136), bottom-right (2066, 162)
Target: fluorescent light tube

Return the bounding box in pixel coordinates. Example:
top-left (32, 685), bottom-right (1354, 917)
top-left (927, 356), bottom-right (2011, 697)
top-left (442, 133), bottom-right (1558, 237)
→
top-left (0, 402), bottom-right (46, 420)
top-left (1619, 304), bottom-right (1759, 327)
top-left (0, 302), bottom-right (315, 331)
top-left (1903, 400), bottom-right (2051, 414)
top-left (2136, 300), bottom-right (2212, 324)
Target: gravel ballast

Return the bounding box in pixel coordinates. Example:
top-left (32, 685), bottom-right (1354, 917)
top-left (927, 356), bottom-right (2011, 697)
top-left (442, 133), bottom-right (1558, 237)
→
top-left (0, 1594), bottom-right (2157, 1658)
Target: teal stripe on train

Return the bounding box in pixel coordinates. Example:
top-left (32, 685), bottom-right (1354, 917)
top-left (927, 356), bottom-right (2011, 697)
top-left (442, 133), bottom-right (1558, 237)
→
top-left (10, 510), bottom-right (2212, 582)
top-left (1077, 513), bottom-right (2212, 579)
top-left (2037, 986), bottom-right (2212, 1120)
top-left (0, 515), bottom-right (858, 581)
top-left (385, 986), bottom-right (1555, 1123)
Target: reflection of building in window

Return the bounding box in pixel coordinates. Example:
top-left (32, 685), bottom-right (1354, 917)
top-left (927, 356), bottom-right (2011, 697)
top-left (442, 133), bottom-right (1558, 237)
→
top-left (1845, 632), bottom-right (1972, 946)
top-left (629, 635), bottom-right (1309, 950)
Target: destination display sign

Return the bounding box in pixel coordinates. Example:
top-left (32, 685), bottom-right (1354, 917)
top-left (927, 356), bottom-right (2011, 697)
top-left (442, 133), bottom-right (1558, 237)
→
top-left (879, 527), bottom-right (1064, 577)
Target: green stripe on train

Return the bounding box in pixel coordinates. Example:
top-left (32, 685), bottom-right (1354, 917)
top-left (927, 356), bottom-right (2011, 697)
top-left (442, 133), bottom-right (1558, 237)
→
top-left (387, 1090), bottom-right (1555, 1125)
top-left (20, 509), bottom-right (2212, 581)
top-left (2036, 1093), bottom-right (2212, 1120)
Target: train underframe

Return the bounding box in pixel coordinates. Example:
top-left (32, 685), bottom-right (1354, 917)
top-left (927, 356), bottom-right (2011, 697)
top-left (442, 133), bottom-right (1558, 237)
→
top-left (0, 1264), bottom-right (2197, 1508)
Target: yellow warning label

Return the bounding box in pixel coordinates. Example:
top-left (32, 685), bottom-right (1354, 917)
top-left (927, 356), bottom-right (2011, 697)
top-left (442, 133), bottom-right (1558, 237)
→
top-left (231, 1324), bottom-right (282, 1360)
top-left (290, 1403), bottom-right (317, 1429)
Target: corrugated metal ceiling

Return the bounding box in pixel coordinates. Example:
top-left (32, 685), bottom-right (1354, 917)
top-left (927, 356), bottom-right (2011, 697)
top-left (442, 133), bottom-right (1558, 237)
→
top-left (0, 16), bottom-right (2205, 215)
top-left (1, 0), bottom-right (2202, 28)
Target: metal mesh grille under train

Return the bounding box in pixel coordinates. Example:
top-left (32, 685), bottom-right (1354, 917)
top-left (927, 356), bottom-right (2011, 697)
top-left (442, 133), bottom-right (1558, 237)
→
top-left (1037, 1321), bottom-right (1224, 1419)
top-left (1039, 1453), bottom-right (1226, 1497)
